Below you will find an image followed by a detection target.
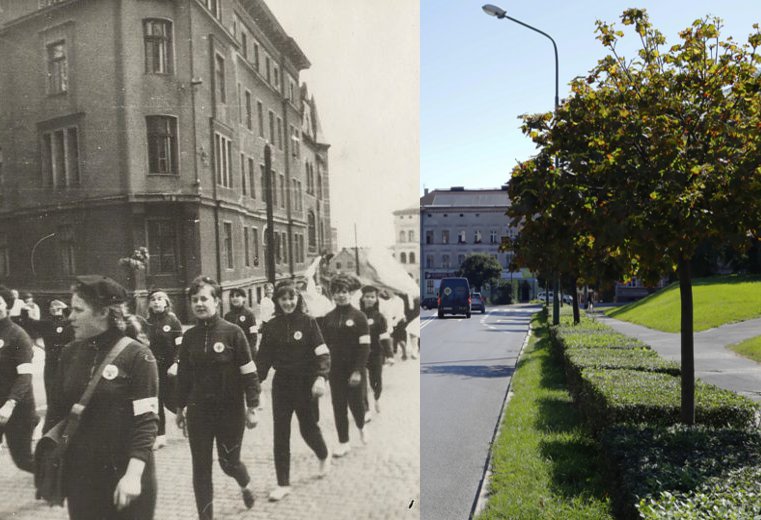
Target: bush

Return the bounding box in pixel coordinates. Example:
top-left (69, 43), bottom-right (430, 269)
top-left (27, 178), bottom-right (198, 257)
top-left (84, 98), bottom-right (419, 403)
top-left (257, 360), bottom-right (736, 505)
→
top-left (556, 331), bottom-right (648, 351)
top-left (579, 369), bottom-right (759, 433)
top-left (600, 424), bottom-right (761, 519)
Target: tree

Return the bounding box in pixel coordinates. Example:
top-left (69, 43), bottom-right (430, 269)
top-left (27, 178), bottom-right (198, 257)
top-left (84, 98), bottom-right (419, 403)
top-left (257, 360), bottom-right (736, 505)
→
top-left (457, 253), bottom-right (503, 292)
top-left (542, 10), bottom-right (761, 424)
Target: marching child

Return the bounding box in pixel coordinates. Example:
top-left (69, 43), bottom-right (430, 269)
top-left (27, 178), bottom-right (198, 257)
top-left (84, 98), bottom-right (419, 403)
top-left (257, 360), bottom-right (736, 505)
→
top-left (359, 286), bottom-right (393, 417)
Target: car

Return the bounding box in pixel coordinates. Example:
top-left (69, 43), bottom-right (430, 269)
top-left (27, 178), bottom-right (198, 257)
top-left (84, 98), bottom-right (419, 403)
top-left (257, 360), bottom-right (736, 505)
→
top-left (537, 291), bottom-right (554, 301)
top-left (421, 297), bottom-right (438, 310)
top-left (437, 277), bottom-right (471, 319)
top-left (561, 294), bottom-right (573, 305)
top-left (470, 292), bottom-right (486, 313)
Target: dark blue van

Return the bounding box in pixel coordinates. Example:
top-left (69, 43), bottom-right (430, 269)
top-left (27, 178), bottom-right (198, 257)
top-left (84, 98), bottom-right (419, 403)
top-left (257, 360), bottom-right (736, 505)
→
top-left (437, 277), bottom-right (471, 319)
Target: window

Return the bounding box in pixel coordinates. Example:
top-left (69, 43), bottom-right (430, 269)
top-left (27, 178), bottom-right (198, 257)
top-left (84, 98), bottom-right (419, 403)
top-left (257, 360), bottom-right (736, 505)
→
top-left (399, 231), bottom-right (406, 243)
top-left (425, 230), bottom-right (433, 245)
top-left (147, 220), bottom-right (178, 273)
top-left (441, 230), bottom-right (449, 244)
top-left (458, 230), bottom-right (466, 244)
top-left (42, 126), bottom-right (80, 188)
top-left (490, 230), bottom-right (498, 244)
top-left (146, 116), bottom-right (178, 174)
top-left (317, 173), bottom-right (322, 199)
top-left (442, 254), bottom-right (450, 269)
top-left (307, 211), bottom-right (316, 249)
top-left (144, 20), bottom-right (173, 74)
top-left (253, 41), bottom-right (260, 72)
top-left (57, 225), bottom-right (76, 275)
top-left (400, 252), bottom-right (407, 264)
top-left (409, 252), bottom-right (416, 264)
top-left (237, 84), bottom-right (242, 122)
top-left (214, 132), bottom-right (232, 187)
top-left (257, 101), bottom-right (264, 137)
top-left (268, 111), bottom-right (275, 144)
top-left (290, 125), bottom-right (300, 158)
top-left (273, 63), bottom-right (279, 89)
top-left (245, 91), bottom-right (252, 130)
top-left (281, 232), bottom-right (288, 263)
top-left (288, 77), bottom-right (296, 104)
top-left (243, 227), bottom-right (250, 267)
top-left (274, 233), bottom-right (281, 264)
top-left (426, 255), bottom-right (434, 269)
top-left (240, 154), bottom-right (246, 195)
top-left (426, 280), bottom-right (435, 295)
top-left (408, 230), bottom-right (414, 242)
top-left (474, 230), bottom-right (482, 244)
top-left (47, 41), bottom-right (68, 94)
top-left (214, 54), bottom-right (226, 104)
top-left (0, 233), bottom-right (8, 277)
top-left (277, 117), bottom-right (283, 150)
top-left (279, 174), bottom-right (285, 208)
top-left (248, 157), bottom-right (256, 199)
top-left (260, 165), bottom-right (266, 201)
top-left (206, 0), bottom-right (220, 19)
top-left (240, 31), bottom-right (247, 60)
top-left (223, 222), bottom-right (233, 269)
top-left (252, 227), bottom-right (259, 265)
top-left (458, 254), bottom-right (465, 266)
top-left (270, 170), bottom-right (277, 206)
top-left (265, 55), bottom-right (271, 83)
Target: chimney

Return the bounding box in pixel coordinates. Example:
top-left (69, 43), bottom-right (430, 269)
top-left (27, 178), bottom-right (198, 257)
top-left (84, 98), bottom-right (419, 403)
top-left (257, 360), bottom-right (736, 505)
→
top-left (424, 188), bottom-right (429, 195)
top-left (451, 186), bottom-right (465, 191)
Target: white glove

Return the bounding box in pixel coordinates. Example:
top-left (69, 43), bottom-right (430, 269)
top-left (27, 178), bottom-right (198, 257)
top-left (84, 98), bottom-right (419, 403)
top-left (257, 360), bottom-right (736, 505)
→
top-left (312, 377), bottom-right (326, 397)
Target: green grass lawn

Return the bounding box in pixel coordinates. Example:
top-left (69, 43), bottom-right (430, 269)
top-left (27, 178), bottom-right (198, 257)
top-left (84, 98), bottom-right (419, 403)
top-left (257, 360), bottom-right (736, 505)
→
top-left (477, 312), bottom-right (613, 520)
top-left (606, 274), bottom-right (761, 332)
top-left (728, 335), bottom-right (761, 364)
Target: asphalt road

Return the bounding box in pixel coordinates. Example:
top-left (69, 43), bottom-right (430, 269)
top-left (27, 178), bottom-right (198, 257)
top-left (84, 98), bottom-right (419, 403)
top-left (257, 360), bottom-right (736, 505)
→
top-left (420, 304), bottom-right (536, 520)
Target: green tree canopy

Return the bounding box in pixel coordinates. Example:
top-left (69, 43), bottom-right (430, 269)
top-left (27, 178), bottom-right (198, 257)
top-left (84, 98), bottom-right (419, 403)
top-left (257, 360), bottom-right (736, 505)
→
top-left (458, 253), bottom-right (503, 292)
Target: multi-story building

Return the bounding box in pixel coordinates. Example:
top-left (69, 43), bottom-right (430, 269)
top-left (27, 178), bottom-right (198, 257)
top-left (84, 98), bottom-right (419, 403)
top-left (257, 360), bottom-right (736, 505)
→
top-left (0, 0), bottom-right (332, 318)
top-left (420, 186), bottom-right (536, 301)
top-left (391, 206), bottom-right (419, 285)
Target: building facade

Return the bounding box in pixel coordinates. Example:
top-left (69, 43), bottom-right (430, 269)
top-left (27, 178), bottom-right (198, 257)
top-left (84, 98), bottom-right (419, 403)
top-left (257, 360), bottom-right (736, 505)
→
top-left (420, 187), bottom-right (536, 300)
top-left (0, 0), bottom-right (332, 318)
top-left (391, 207), bottom-right (419, 285)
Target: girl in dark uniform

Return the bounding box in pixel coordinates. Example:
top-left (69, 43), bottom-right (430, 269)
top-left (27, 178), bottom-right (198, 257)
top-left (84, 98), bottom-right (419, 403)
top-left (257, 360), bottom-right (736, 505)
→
top-left (146, 289), bottom-right (183, 449)
top-left (44, 275), bottom-right (159, 520)
top-left (224, 288), bottom-right (258, 357)
top-left (359, 286), bottom-right (393, 416)
top-left (175, 276), bottom-right (261, 520)
top-left (319, 273), bottom-right (370, 457)
top-left (0, 285), bottom-right (37, 473)
top-left (257, 281), bottom-right (331, 501)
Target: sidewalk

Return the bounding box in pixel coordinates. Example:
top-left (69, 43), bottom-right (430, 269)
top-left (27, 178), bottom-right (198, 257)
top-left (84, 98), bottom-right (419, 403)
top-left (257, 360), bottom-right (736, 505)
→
top-left (0, 352), bottom-right (420, 519)
top-left (596, 313), bottom-right (761, 403)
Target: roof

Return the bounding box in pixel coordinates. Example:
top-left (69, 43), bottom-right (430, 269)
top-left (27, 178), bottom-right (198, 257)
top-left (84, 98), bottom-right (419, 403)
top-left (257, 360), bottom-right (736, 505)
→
top-left (239, 0), bottom-right (311, 71)
top-left (420, 188), bottom-right (510, 209)
top-left (392, 207), bottom-right (419, 216)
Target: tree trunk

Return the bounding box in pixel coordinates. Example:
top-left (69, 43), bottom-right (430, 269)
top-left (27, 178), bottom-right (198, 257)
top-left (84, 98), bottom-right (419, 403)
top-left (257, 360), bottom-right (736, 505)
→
top-left (571, 275), bottom-right (580, 324)
top-left (552, 276), bottom-right (560, 325)
top-left (677, 254), bottom-right (695, 425)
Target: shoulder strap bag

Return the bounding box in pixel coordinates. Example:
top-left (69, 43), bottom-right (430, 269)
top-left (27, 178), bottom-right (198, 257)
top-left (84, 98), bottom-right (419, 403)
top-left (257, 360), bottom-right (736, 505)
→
top-left (34, 336), bottom-right (133, 506)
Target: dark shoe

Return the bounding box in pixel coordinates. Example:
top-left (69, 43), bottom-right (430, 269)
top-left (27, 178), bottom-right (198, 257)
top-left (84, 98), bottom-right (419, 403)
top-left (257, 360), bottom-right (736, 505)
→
top-left (242, 487), bottom-right (255, 509)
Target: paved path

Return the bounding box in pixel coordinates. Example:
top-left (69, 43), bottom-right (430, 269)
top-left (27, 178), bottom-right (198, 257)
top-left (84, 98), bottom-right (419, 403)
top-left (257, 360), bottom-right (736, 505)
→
top-left (597, 313), bottom-right (761, 402)
top-left (0, 347), bottom-right (420, 519)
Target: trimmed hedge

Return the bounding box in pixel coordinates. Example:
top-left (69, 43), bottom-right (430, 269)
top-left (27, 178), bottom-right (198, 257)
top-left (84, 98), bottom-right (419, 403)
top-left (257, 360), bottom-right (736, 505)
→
top-left (600, 425), bottom-right (761, 519)
top-left (555, 331), bottom-right (648, 351)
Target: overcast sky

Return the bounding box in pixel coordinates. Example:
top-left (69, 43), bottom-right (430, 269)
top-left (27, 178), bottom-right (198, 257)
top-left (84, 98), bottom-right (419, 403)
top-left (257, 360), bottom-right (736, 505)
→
top-left (267, 0), bottom-right (420, 250)
top-left (421, 0), bottom-right (760, 193)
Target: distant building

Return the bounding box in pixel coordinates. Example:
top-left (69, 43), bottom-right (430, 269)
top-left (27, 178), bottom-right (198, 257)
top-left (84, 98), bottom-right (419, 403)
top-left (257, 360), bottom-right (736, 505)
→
top-left (0, 0), bottom-right (332, 318)
top-left (420, 186), bottom-right (536, 301)
top-left (391, 207), bottom-right (419, 285)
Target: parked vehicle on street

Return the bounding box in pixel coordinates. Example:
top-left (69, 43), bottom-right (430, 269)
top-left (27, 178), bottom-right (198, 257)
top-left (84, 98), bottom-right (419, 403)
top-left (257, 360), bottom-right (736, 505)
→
top-left (421, 297), bottom-right (438, 310)
top-left (562, 293), bottom-right (573, 305)
top-left (437, 277), bottom-right (471, 319)
top-left (470, 292), bottom-right (486, 313)
top-left (537, 291), bottom-right (554, 301)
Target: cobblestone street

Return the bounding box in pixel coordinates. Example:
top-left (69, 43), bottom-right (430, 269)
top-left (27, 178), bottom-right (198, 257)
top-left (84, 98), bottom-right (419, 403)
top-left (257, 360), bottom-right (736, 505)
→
top-left (0, 349), bottom-right (420, 520)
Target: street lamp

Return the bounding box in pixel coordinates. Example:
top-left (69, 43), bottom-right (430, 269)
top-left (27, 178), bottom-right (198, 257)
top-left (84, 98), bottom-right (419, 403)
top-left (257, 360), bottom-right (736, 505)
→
top-left (482, 3), bottom-right (561, 324)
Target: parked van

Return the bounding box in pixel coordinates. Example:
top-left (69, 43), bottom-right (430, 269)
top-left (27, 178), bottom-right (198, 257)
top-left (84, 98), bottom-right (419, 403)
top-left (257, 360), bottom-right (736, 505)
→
top-left (438, 277), bottom-right (471, 319)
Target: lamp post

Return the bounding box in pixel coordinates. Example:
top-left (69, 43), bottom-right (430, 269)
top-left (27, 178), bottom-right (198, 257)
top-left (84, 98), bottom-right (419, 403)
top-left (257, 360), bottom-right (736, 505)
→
top-left (482, 3), bottom-right (561, 324)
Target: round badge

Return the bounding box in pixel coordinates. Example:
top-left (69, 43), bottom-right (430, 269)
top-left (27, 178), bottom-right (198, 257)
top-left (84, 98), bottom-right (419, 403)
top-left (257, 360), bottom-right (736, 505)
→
top-left (443, 287), bottom-right (453, 296)
top-left (293, 331), bottom-right (303, 341)
top-left (56, 327), bottom-right (63, 334)
top-left (346, 319), bottom-right (354, 327)
top-left (239, 316), bottom-right (246, 322)
top-left (163, 325), bottom-right (171, 333)
top-left (102, 364), bottom-right (119, 381)
top-left (368, 318), bottom-right (374, 326)
top-left (0, 339), bottom-right (5, 348)
top-left (213, 342), bottom-right (226, 353)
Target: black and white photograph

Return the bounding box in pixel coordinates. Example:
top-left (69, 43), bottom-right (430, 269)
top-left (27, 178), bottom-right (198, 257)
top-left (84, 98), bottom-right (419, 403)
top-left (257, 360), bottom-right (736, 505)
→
top-left (0, 0), bottom-right (419, 518)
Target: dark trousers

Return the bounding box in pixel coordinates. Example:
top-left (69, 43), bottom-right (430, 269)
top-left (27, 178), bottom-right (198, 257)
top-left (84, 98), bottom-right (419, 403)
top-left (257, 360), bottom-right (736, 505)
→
top-left (156, 364), bottom-right (171, 436)
top-left (187, 401), bottom-right (250, 520)
top-left (329, 369), bottom-right (365, 443)
top-left (43, 356), bottom-right (60, 408)
top-left (367, 352), bottom-right (383, 401)
top-left (0, 401), bottom-right (36, 473)
top-left (272, 374), bottom-right (328, 486)
top-left (65, 453), bottom-right (156, 520)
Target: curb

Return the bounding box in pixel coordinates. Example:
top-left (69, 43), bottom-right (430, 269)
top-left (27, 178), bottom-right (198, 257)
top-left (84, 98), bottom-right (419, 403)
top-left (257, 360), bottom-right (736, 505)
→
top-left (469, 320), bottom-right (534, 519)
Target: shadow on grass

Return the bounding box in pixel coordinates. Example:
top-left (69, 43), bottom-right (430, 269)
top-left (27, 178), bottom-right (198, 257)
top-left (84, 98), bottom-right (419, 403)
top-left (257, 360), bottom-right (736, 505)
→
top-left (538, 437), bottom-right (609, 502)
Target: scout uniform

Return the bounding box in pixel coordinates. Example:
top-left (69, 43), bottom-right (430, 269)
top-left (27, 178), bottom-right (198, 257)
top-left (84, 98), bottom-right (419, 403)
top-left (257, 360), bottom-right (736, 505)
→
top-left (176, 315), bottom-right (260, 520)
top-left (147, 308), bottom-right (183, 435)
top-left (361, 302), bottom-right (392, 407)
top-left (0, 314), bottom-right (37, 472)
top-left (257, 308), bottom-right (330, 488)
top-left (224, 305), bottom-right (258, 357)
top-left (319, 304), bottom-right (370, 445)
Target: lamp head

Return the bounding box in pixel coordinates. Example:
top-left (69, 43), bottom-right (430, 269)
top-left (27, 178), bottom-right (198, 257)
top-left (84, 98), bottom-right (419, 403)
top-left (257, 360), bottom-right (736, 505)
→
top-left (482, 4), bottom-right (507, 18)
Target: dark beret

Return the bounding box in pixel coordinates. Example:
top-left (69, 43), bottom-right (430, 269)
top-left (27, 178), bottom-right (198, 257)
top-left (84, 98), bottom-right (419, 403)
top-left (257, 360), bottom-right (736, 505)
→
top-left (361, 285), bottom-right (379, 294)
top-left (329, 272), bottom-right (361, 293)
top-left (75, 275), bottom-right (128, 306)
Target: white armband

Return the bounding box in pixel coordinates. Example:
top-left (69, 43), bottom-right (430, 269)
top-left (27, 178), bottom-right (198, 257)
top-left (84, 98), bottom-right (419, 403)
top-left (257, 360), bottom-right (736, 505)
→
top-left (16, 363), bottom-right (33, 375)
top-left (359, 335), bottom-right (371, 345)
top-left (314, 344), bottom-right (329, 356)
top-left (174, 336), bottom-right (183, 346)
top-left (379, 332), bottom-right (391, 340)
top-left (249, 325), bottom-right (258, 334)
top-left (239, 361), bottom-right (257, 375)
top-left (133, 397), bottom-right (159, 416)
